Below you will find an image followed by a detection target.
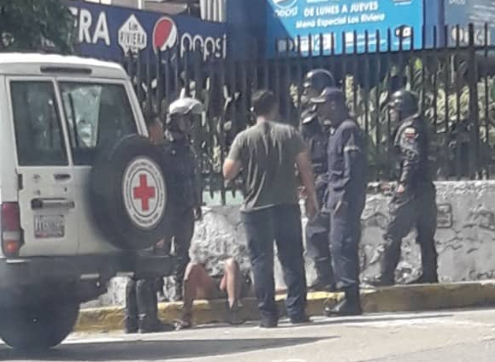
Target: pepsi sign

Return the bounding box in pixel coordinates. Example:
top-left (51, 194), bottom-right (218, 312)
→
top-left (153, 17), bottom-right (178, 52)
top-left (152, 16), bottom-right (227, 60)
top-left (67, 0), bottom-right (229, 61)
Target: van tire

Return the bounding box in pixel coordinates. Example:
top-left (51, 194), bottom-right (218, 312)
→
top-left (0, 302), bottom-right (80, 351)
top-left (91, 134), bottom-right (174, 250)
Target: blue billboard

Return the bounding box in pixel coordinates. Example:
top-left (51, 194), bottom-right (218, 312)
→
top-left (444, 0), bottom-right (495, 47)
top-left (266, 0), bottom-right (424, 56)
top-left (67, 0), bottom-right (229, 61)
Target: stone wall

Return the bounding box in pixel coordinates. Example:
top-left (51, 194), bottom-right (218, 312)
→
top-left (86, 181), bottom-right (495, 307)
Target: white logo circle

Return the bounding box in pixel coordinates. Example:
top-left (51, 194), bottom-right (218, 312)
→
top-left (122, 157), bottom-right (166, 230)
top-left (272, 0), bottom-right (298, 9)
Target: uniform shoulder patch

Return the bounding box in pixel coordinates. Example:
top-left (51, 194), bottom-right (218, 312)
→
top-left (404, 127), bottom-right (417, 139)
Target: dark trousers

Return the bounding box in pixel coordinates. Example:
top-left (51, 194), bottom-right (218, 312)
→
top-left (306, 211), bottom-right (334, 284)
top-left (330, 196), bottom-right (365, 290)
top-left (125, 278), bottom-right (159, 324)
top-left (164, 208), bottom-right (195, 294)
top-left (381, 185), bottom-right (438, 283)
top-left (241, 204), bottom-right (307, 321)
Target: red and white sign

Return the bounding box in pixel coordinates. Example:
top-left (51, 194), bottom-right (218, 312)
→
top-left (122, 157), bottom-right (166, 230)
top-left (153, 17), bottom-right (178, 52)
top-left (153, 16), bottom-right (227, 60)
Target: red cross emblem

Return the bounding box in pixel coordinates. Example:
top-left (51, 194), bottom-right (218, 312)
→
top-left (133, 174), bottom-right (156, 211)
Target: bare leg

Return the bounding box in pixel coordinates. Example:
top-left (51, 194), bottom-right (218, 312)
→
top-left (219, 258), bottom-right (242, 309)
top-left (219, 258), bottom-right (245, 325)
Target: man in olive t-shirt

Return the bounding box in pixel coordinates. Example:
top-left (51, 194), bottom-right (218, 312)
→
top-left (223, 90), bottom-right (318, 328)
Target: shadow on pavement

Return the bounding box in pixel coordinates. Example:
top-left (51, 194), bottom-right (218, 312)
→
top-left (317, 312), bottom-right (453, 326)
top-left (0, 336), bottom-right (331, 361)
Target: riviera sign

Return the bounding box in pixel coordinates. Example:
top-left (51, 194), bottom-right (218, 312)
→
top-left (266, 0), bottom-right (423, 56)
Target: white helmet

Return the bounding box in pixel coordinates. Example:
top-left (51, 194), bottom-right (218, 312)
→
top-left (168, 97), bottom-right (204, 116)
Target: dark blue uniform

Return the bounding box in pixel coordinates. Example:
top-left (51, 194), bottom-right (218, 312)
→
top-left (161, 133), bottom-right (202, 295)
top-left (300, 113), bottom-right (334, 288)
top-left (380, 115), bottom-right (438, 284)
top-left (327, 119), bottom-right (367, 289)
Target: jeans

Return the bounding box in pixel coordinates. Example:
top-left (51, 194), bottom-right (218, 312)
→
top-left (125, 277), bottom-right (159, 324)
top-left (241, 204), bottom-right (307, 320)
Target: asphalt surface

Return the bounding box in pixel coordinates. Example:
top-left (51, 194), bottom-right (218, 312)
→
top-left (1, 308), bottom-right (495, 361)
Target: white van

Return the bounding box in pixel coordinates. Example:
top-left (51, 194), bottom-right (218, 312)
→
top-left (0, 54), bottom-right (174, 350)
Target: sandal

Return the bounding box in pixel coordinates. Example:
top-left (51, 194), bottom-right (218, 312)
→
top-left (174, 318), bottom-right (192, 330)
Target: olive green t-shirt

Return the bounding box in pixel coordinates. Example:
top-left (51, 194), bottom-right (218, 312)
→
top-left (227, 121), bottom-right (306, 212)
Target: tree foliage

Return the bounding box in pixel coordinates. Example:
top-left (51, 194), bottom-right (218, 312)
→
top-left (0, 0), bottom-right (75, 53)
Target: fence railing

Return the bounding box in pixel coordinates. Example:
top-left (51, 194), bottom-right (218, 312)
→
top-left (123, 24), bottom-right (495, 204)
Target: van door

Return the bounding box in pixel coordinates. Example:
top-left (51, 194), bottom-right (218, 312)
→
top-left (9, 79), bottom-right (79, 256)
top-left (57, 79), bottom-right (139, 254)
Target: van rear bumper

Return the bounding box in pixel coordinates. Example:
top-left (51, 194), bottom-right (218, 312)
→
top-left (0, 253), bottom-right (176, 306)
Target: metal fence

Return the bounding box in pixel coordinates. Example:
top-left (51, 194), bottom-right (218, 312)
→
top-left (124, 25), bottom-right (495, 204)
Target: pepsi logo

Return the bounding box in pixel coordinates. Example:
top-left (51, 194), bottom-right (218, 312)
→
top-left (272, 0), bottom-right (298, 9)
top-left (153, 17), bottom-right (178, 52)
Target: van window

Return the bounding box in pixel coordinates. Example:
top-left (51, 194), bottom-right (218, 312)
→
top-left (59, 82), bottom-right (137, 165)
top-left (10, 81), bottom-right (68, 166)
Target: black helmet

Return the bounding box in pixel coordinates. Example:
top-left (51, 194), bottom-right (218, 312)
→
top-left (388, 90), bottom-right (419, 117)
top-left (303, 69), bottom-right (336, 94)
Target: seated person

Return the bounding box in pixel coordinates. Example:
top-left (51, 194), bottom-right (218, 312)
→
top-left (176, 258), bottom-right (252, 329)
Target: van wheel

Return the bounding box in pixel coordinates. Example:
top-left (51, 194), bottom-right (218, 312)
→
top-left (0, 302), bottom-right (80, 351)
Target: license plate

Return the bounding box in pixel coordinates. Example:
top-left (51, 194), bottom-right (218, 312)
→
top-left (34, 215), bottom-right (65, 239)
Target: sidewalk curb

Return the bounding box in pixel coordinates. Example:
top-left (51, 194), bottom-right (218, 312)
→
top-left (75, 281), bottom-right (495, 333)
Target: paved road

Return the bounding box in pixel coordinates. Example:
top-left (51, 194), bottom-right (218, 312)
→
top-left (1, 309), bottom-right (495, 361)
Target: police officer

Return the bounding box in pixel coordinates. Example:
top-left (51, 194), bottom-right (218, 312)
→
top-left (371, 90), bottom-right (438, 286)
top-left (125, 113), bottom-right (174, 334)
top-left (300, 69), bottom-right (337, 292)
top-left (162, 97), bottom-right (204, 300)
top-left (312, 87), bottom-right (368, 316)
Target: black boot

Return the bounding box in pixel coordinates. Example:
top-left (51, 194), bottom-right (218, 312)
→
top-left (137, 279), bottom-right (174, 333)
top-left (125, 317), bottom-right (139, 334)
top-left (125, 278), bottom-right (139, 334)
top-left (366, 274), bottom-right (395, 287)
top-left (411, 241), bottom-right (439, 285)
top-left (309, 278), bottom-right (337, 292)
top-left (290, 313), bottom-right (311, 325)
top-left (259, 317), bottom-right (278, 329)
top-left (407, 274), bottom-right (438, 285)
top-left (139, 315), bottom-right (175, 333)
top-left (310, 260), bottom-right (337, 292)
top-left (368, 237), bottom-right (402, 287)
top-left (324, 285), bottom-right (362, 317)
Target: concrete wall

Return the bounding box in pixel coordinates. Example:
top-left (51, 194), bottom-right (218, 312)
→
top-left (86, 181), bottom-right (495, 307)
